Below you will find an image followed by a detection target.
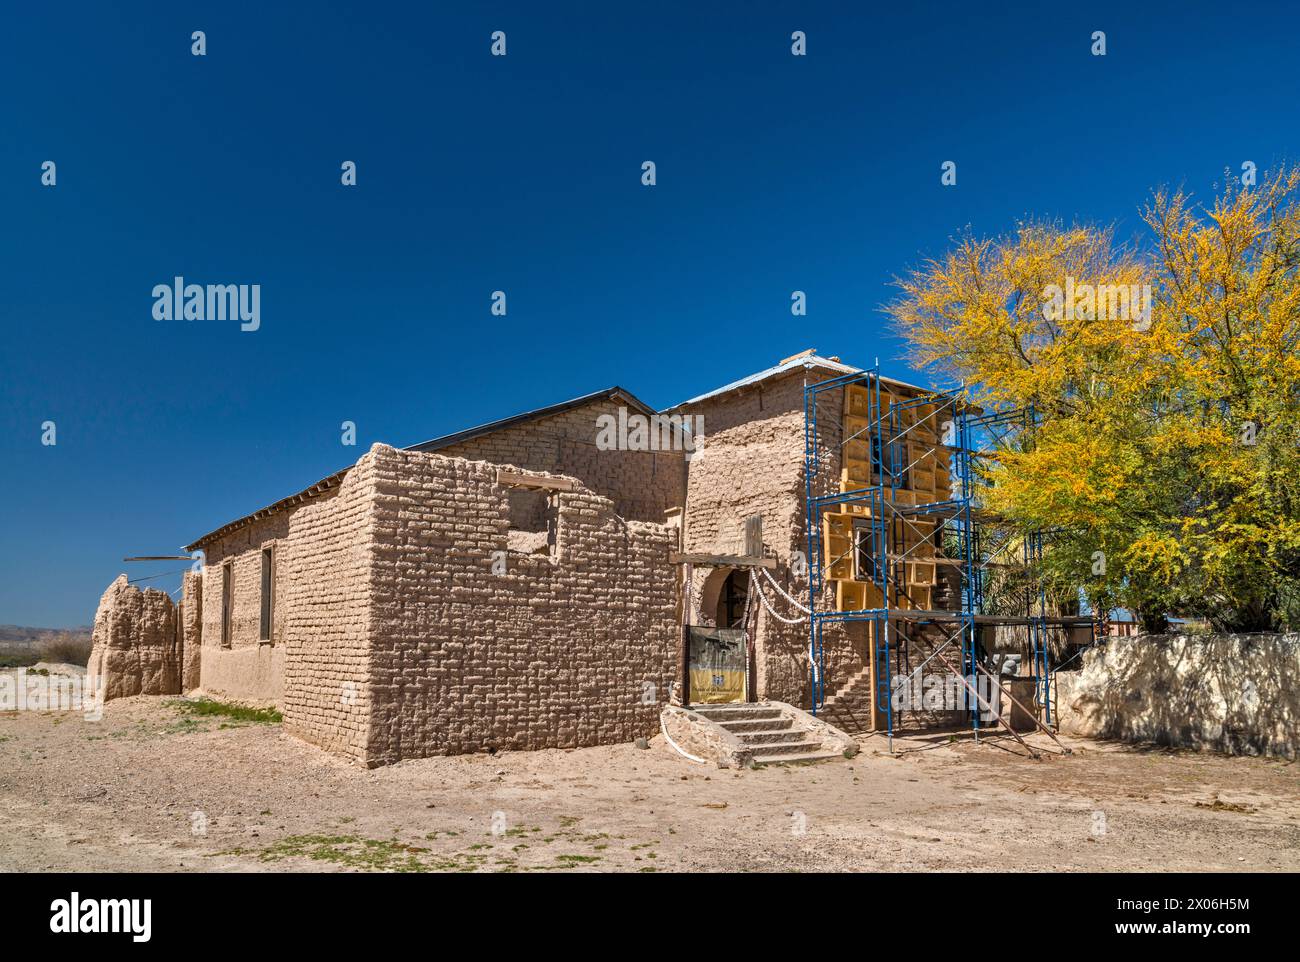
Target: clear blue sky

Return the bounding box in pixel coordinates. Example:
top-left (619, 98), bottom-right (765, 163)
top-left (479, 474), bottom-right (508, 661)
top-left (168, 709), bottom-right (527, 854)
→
top-left (2, 1), bottom-right (1295, 627)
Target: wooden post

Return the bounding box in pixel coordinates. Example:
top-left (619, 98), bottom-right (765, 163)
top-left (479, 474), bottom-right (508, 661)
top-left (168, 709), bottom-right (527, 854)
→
top-left (680, 562), bottom-right (693, 706)
top-left (869, 618), bottom-right (884, 732)
top-left (745, 578), bottom-right (758, 703)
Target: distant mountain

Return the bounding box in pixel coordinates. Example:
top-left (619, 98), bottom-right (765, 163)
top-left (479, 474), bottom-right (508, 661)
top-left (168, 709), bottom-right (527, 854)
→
top-left (0, 625), bottom-right (93, 646)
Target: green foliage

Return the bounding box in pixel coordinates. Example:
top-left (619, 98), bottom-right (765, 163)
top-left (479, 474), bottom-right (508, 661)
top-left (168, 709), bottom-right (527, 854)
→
top-left (169, 698), bottom-right (283, 723)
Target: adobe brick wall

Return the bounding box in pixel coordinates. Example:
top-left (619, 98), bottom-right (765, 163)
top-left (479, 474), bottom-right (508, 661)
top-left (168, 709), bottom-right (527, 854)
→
top-left (180, 570), bottom-right (202, 692)
top-left (192, 444), bottom-right (675, 766)
top-left (677, 368), bottom-right (961, 727)
top-left (199, 511), bottom-right (290, 704)
top-left (363, 445), bottom-right (677, 765)
top-left (278, 457), bottom-right (379, 763)
top-left (435, 398), bottom-right (685, 526)
top-left (199, 457), bottom-right (378, 762)
top-left (87, 575), bottom-right (181, 701)
top-left (678, 369), bottom-right (868, 709)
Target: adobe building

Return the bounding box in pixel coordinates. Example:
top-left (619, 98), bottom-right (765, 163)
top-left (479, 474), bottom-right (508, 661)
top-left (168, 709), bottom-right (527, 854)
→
top-left (88, 353), bottom-right (953, 766)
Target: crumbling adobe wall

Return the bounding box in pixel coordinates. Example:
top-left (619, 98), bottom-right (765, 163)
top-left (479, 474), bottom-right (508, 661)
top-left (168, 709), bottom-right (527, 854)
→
top-left (180, 570), bottom-right (202, 692)
top-left (435, 397), bottom-right (685, 526)
top-left (86, 575), bottom-right (181, 701)
top-left (362, 445), bottom-right (677, 765)
top-left (678, 369), bottom-right (867, 708)
top-left (1054, 633), bottom-right (1300, 759)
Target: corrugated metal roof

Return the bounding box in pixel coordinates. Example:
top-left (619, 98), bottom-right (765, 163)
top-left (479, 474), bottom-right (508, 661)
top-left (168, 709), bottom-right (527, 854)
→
top-left (407, 386), bottom-right (656, 453)
top-left (665, 352), bottom-right (941, 410)
top-left (183, 363), bottom-right (949, 551)
top-left (183, 467), bottom-right (351, 552)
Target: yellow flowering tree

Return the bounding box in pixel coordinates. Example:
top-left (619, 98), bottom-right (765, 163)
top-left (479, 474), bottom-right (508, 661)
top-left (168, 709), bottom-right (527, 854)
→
top-left (888, 168), bottom-right (1300, 631)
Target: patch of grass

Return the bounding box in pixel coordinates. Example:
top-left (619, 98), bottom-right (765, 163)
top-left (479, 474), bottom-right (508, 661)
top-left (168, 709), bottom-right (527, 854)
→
top-left (167, 698), bottom-right (282, 723)
top-left (500, 825), bottom-right (539, 838)
top-left (256, 834), bottom-right (432, 872)
top-left (215, 814), bottom-right (665, 874)
top-left (555, 854), bottom-right (601, 865)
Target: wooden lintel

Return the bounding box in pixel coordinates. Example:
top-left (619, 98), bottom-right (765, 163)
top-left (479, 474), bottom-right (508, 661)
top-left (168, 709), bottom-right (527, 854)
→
top-left (669, 552), bottom-right (778, 569)
top-left (495, 469), bottom-right (576, 492)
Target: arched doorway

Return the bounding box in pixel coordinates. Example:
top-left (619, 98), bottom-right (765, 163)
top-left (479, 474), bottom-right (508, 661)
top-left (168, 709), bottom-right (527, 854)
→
top-left (716, 569), bottom-right (749, 628)
top-left (688, 566), bottom-right (751, 705)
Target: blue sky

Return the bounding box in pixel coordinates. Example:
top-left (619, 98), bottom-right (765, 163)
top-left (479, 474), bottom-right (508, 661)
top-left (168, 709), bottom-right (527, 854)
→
top-left (2, 1), bottom-right (1296, 626)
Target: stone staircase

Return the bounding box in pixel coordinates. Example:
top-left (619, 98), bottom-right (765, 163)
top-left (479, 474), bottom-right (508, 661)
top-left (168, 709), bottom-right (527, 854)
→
top-left (819, 666), bottom-right (877, 734)
top-left (687, 703), bottom-right (849, 765)
top-left (819, 619), bottom-right (975, 735)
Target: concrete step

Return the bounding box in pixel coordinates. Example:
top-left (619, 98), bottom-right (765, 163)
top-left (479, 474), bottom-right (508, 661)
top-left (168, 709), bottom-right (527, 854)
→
top-left (753, 749), bottom-right (846, 766)
top-left (664, 700), bottom-right (856, 768)
top-left (735, 728), bottom-right (807, 746)
top-left (718, 717), bottom-right (794, 734)
top-left (748, 740), bottom-right (823, 758)
top-left (691, 705), bottom-right (783, 723)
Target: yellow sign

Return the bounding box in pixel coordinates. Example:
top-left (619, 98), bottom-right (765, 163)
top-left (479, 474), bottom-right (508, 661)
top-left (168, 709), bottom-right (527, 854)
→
top-left (690, 668), bottom-right (745, 704)
top-left (688, 627), bottom-right (746, 704)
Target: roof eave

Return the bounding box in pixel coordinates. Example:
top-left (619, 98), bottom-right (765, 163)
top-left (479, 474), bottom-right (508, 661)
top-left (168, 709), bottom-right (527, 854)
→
top-left (406, 386), bottom-right (656, 453)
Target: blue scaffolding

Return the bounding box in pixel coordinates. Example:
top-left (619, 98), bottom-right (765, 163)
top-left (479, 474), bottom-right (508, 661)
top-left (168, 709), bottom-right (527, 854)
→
top-left (803, 369), bottom-right (1089, 751)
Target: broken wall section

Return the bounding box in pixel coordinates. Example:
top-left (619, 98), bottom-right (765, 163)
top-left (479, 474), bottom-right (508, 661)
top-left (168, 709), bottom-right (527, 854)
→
top-left (1055, 633), bottom-right (1300, 759)
top-left (180, 570), bottom-right (202, 692)
top-left (87, 575), bottom-right (182, 701)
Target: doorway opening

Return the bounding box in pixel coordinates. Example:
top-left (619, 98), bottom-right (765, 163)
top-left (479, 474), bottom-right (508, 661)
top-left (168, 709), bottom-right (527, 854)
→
top-left (716, 569), bottom-right (749, 628)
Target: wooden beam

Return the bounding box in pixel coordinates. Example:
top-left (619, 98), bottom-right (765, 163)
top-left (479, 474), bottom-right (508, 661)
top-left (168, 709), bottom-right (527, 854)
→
top-left (495, 469), bottom-right (576, 492)
top-left (779, 348), bottom-right (818, 365)
top-left (669, 552), bottom-right (777, 569)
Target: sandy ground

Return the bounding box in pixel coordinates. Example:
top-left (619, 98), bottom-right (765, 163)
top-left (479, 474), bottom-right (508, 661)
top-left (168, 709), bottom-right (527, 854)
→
top-left (1, 696), bottom-right (1296, 872)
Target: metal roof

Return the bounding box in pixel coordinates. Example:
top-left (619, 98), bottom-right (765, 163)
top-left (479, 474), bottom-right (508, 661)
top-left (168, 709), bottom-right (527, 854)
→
top-left (407, 386), bottom-right (656, 453)
top-left (183, 467), bottom-right (351, 552)
top-left (183, 364), bottom-right (949, 551)
top-left (665, 352), bottom-right (942, 410)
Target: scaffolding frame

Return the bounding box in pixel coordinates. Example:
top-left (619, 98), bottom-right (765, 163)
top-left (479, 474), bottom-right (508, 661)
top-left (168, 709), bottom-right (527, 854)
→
top-left (803, 368), bottom-right (1094, 750)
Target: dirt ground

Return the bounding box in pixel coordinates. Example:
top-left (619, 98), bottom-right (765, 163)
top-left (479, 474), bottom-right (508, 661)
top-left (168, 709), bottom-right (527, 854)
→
top-left (1, 696), bottom-right (1296, 872)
